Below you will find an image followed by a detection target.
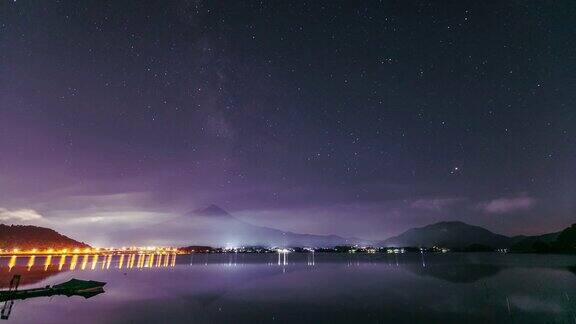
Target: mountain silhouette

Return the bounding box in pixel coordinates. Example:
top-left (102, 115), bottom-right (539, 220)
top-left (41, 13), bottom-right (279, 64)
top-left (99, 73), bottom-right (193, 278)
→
top-left (187, 204), bottom-right (233, 218)
top-left (0, 224), bottom-right (90, 250)
top-left (179, 204), bottom-right (366, 247)
top-left (113, 204), bottom-right (366, 247)
top-left (508, 231), bottom-right (560, 251)
top-left (379, 221), bottom-right (512, 248)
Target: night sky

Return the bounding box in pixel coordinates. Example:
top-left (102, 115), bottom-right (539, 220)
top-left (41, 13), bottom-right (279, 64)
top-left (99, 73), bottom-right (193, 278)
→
top-left (1, 1), bottom-right (575, 242)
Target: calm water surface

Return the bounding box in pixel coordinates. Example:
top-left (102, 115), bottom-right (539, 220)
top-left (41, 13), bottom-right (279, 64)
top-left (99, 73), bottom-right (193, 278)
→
top-left (1, 253), bottom-right (575, 323)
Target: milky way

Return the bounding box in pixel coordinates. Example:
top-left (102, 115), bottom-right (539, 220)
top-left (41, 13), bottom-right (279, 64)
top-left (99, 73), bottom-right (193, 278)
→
top-left (0, 1), bottom-right (574, 243)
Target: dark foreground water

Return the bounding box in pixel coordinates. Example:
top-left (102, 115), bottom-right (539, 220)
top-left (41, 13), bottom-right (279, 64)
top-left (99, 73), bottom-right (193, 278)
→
top-left (0, 253), bottom-right (575, 323)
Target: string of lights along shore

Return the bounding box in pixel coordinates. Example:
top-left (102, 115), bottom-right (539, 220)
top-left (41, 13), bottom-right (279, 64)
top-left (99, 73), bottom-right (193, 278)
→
top-left (0, 247), bottom-right (179, 255)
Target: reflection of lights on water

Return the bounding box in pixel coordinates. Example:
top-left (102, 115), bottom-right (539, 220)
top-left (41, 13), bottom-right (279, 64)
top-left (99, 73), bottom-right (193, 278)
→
top-left (8, 256), bottom-right (16, 271)
top-left (27, 256), bottom-right (36, 271)
top-left (91, 255), bottom-right (99, 270)
top-left (44, 255), bottom-right (52, 271)
top-left (58, 255), bottom-right (67, 271)
top-left (137, 254), bottom-right (144, 268)
top-left (81, 255), bottom-right (88, 270)
top-left (277, 249), bottom-right (288, 266)
top-left (2, 253), bottom-right (178, 274)
top-left (307, 251), bottom-right (315, 266)
top-left (118, 255), bottom-right (125, 269)
top-left (420, 250), bottom-right (426, 268)
top-left (70, 255), bottom-right (78, 270)
top-left (105, 255), bottom-right (112, 269)
top-left (149, 254), bottom-right (155, 268)
top-left (101, 256), bottom-right (106, 270)
top-left (129, 254), bottom-right (135, 268)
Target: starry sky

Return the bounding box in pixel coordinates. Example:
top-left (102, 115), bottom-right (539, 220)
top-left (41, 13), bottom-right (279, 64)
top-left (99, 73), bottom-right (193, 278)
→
top-left (0, 0), bottom-right (575, 242)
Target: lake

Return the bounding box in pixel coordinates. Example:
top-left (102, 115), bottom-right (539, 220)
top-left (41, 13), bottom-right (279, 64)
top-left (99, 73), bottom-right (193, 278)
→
top-left (0, 253), bottom-right (575, 323)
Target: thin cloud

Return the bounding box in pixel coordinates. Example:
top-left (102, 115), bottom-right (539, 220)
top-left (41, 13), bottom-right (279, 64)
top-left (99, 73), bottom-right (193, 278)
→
top-left (409, 198), bottom-right (463, 211)
top-left (479, 197), bottom-right (536, 214)
top-left (0, 208), bottom-right (43, 222)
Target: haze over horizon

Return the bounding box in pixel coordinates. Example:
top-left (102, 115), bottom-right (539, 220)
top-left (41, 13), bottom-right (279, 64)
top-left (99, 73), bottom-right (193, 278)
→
top-left (1, 1), bottom-right (575, 245)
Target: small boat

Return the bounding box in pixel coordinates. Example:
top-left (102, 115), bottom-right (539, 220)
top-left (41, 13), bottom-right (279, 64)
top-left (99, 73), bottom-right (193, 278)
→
top-left (1, 276), bottom-right (105, 319)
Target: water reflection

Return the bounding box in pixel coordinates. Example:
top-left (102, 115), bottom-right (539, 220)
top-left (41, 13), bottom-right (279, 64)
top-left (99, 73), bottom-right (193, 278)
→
top-left (0, 253), bottom-right (575, 323)
top-left (58, 255), bottom-right (66, 271)
top-left (407, 263), bottom-right (504, 283)
top-left (91, 255), bottom-right (98, 270)
top-left (0, 253), bottom-right (178, 289)
top-left (70, 255), bottom-right (78, 270)
top-left (0, 275), bottom-right (106, 320)
top-left (44, 255), bottom-right (52, 271)
top-left (7, 257), bottom-right (16, 272)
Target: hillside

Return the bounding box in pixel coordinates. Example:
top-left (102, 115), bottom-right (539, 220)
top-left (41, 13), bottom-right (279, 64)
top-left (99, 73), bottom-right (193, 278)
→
top-left (510, 223), bottom-right (576, 253)
top-left (509, 232), bottom-right (560, 251)
top-left (379, 221), bottom-right (512, 248)
top-left (0, 224), bottom-right (90, 250)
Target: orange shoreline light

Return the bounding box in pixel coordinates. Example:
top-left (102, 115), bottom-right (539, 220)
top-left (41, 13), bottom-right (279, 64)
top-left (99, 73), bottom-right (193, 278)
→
top-left (1, 253), bottom-right (179, 274)
top-left (0, 246), bottom-right (180, 256)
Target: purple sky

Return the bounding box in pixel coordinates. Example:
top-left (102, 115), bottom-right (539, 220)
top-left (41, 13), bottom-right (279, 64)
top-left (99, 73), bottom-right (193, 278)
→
top-left (1, 1), bottom-right (575, 244)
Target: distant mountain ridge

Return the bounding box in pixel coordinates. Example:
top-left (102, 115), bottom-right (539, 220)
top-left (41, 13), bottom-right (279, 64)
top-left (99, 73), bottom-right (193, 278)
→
top-left (508, 231), bottom-right (560, 250)
top-left (188, 205), bottom-right (232, 217)
top-left (381, 221), bottom-right (519, 248)
top-left (380, 221), bottom-right (511, 248)
top-left (379, 220), bottom-right (571, 250)
top-left (117, 206), bottom-right (569, 249)
top-left (3, 214), bottom-right (571, 252)
top-left (509, 224), bottom-right (574, 253)
top-left (0, 224), bottom-right (90, 250)
top-left (184, 204), bottom-right (367, 247)
top-left (112, 204), bottom-right (368, 247)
